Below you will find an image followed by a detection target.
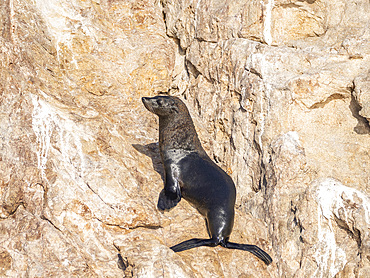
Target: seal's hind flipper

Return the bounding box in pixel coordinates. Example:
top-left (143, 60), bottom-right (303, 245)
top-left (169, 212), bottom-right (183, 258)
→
top-left (171, 238), bottom-right (272, 265)
top-left (157, 188), bottom-right (181, 211)
top-left (170, 238), bottom-right (217, 252)
top-left (225, 242), bottom-right (272, 265)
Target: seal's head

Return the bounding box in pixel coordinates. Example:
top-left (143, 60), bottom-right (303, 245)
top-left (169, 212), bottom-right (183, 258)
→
top-left (142, 95), bottom-right (180, 116)
top-left (142, 95), bottom-right (205, 154)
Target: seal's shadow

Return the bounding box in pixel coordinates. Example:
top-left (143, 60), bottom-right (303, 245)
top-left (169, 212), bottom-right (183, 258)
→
top-left (132, 143), bottom-right (165, 182)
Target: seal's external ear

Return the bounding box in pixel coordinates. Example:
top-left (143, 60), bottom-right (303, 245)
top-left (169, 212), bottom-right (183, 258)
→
top-left (171, 106), bottom-right (179, 113)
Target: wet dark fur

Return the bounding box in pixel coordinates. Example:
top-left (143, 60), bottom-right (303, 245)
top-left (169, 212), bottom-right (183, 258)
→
top-left (142, 95), bottom-right (272, 265)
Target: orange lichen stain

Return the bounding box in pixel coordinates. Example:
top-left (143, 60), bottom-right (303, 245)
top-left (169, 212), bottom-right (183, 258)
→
top-left (291, 78), bottom-right (318, 97)
top-left (0, 250), bottom-right (12, 275)
top-left (226, 167), bottom-right (233, 175)
top-left (69, 200), bottom-right (92, 219)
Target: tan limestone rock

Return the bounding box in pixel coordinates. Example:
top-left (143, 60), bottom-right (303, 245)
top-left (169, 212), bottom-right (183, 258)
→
top-left (1, 0), bottom-right (370, 277)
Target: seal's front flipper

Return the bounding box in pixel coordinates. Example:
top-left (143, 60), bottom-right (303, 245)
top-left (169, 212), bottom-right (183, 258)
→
top-left (157, 188), bottom-right (181, 211)
top-left (170, 238), bottom-right (217, 252)
top-left (225, 242), bottom-right (272, 265)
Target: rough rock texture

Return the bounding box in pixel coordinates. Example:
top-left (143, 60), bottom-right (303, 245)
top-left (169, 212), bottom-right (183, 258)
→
top-left (1, 0), bottom-right (369, 277)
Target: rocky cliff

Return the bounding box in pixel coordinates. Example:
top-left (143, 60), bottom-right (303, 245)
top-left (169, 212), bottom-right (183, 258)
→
top-left (0, 0), bottom-right (369, 277)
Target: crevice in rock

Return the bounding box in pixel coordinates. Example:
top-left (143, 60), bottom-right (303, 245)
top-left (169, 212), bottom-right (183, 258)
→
top-left (277, 3), bottom-right (302, 9)
top-left (257, 160), bottom-right (265, 192)
top-left (213, 154), bottom-right (220, 163)
top-left (185, 60), bottom-right (201, 79)
top-left (41, 214), bottom-right (63, 233)
top-left (253, 137), bottom-right (265, 192)
top-left (113, 245), bottom-right (134, 277)
top-left (333, 214), bottom-right (362, 250)
top-left (349, 92), bottom-right (370, 135)
top-left (171, 36), bottom-right (186, 56)
top-left (229, 134), bottom-right (236, 151)
top-left (194, 36), bottom-right (218, 44)
top-left (194, 97), bottom-right (202, 115)
top-left (160, 1), bottom-right (167, 33)
top-left (93, 217), bottom-right (162, 230)
top-left (85, 182), bottom-right (115, 210)
top-left (309, 93), bottom-right (346, 109)
top-left (128, 224), bottom-right (163, 230)
top-left (1, 202), bottom-right (25, 219)
top-left (291, 201), bottom-right (303, 233)
top-left (245, 66), bottom-right (263, 80)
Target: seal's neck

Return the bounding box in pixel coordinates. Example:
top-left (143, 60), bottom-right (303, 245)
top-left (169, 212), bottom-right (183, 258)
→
top-left (158, 113), bottom-right (207, 157)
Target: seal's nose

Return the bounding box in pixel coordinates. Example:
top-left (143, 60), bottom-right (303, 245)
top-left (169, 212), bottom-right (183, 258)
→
top-left (142, 97), bottom-right (153, 112)
top-left (142, 97), bottom-right (150, 106)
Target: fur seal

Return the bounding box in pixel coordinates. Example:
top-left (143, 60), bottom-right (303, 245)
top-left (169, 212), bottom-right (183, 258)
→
top-left (142, 95), bottom-right (272, 265)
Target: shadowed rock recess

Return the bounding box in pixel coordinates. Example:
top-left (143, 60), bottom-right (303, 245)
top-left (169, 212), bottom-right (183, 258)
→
top-left (0, 0), bottom-right (369, 277)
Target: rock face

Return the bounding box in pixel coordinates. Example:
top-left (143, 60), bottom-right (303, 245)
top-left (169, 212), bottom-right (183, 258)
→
top-left (0, 0), bottom-right (369, 277)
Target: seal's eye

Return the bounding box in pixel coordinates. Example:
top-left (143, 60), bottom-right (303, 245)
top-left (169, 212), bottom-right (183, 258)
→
top-left (156, 98), bottom-right (164, 106)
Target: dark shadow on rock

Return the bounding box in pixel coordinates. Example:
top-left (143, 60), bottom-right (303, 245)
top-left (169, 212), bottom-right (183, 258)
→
top-left (117, 253), bottom-right (126, 271)
top-left (117, 253), bottom-right (134, 276)
top-left (349, 95), bottom-right (370, 135)
top-left (132, 143), bottom-right (164, 181)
